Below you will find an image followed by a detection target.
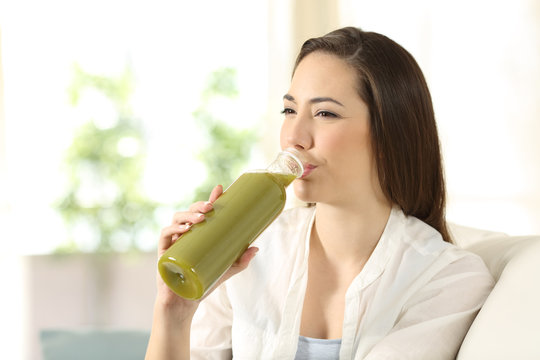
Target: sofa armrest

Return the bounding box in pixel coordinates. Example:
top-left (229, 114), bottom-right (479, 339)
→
top-left (457, 235), bottom-right (540, 359)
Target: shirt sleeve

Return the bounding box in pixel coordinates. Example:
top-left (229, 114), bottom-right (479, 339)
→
top-left (190, 283), bottom-right (233, 360)
top-left (363, 254), bottom-right (495, 360)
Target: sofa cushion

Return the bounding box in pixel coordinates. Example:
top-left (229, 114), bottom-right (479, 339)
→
top-left (40, 329), bottom-right (150, 360)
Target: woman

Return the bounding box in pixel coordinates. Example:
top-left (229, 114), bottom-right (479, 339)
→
top-left (145, 27), bottom-right (494, 359)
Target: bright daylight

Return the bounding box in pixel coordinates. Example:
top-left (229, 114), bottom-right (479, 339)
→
top-left (0, 0), bottom-right (539, 359)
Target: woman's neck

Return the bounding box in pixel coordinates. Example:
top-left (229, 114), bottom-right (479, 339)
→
top-left (310, 200), bottom-right (392, 268)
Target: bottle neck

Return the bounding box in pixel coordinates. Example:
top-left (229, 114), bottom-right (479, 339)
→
top-left (266, 148), bottom-right (304, 179)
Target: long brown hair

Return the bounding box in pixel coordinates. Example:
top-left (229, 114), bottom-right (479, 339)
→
top-left (295, 27), bottom-right (451, 243)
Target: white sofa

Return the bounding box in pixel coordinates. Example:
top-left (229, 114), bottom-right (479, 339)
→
top-left (449, 224), bottom-right (540, 359)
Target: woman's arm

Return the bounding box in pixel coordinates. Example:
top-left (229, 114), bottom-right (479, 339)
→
top-left (145, 300), bottom-right (196, 360)
top-left (145, 185), bottom-right (258, 360)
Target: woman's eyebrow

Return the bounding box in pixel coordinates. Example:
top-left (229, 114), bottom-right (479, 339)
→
top-left (283, 94), bottom-right (344, 107)
top-left (311, 97), bottom-right (345, 107)
top-left (283, 94), bottom-right (296, 102)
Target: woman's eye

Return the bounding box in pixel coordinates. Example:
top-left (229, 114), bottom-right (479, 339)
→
top-left (316, 110), bottom-right (338, 118)
top-left (281, 108), bottom-right (295, 115)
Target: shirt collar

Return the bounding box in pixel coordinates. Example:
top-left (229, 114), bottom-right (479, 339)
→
top-left (299, 205), bottom-right (404, 295)
top-left (345, 206), bottom-right (403, 294)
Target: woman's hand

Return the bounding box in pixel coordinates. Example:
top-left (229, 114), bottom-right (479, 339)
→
top-left (154, 185), bottom-right (259, 319)
top-left (147, 184), bottom-right (258, 360)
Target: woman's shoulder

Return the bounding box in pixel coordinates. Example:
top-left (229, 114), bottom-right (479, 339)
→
top-left (401, 211), bottom-right (492, 279)
top-left (398, 212), bottom-right (445, 247)
top-left (389, 208), bottom-right (491, 274)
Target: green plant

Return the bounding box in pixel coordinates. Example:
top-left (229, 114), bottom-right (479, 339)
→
top-left (187, 67), bottom-right (257, 203)
top-left (54, 65), bottom-right (257, 253)
top-left (55, 64), bottom-right (159, 253)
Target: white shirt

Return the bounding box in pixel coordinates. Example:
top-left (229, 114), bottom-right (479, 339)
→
top-left (190, 206), bottom-right (494, 359)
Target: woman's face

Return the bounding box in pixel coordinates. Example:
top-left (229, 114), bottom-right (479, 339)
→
top-left (280, 51), bottom-right (382, 207)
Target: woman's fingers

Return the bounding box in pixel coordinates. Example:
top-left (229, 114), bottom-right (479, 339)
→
top-left (171, 185), bottom-right (222, 224)
top-left (172, 211), bottom-right (207, 226)
top-left (224, 247), bottom-right (259, 279)
top-left (185, 185), bottom-right (222, 213)
top-left (208, 185), bottom-right (223, 203)
top-left (188, 200), bottom-right (214, 214)
top-left (158, 223), bottom-right (192, 255)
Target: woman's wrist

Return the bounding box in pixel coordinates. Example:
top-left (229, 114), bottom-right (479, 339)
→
top-left (153, 296), bottom-right (199, 326)
top-left (146, 301), bottom-right (195, 360)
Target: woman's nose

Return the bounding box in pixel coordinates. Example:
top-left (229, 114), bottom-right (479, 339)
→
top-left (280, 111), bottom-right (313, 150)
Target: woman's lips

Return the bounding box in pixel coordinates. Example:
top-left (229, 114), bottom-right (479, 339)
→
top-left (300, 164), bottom-right (317, 179)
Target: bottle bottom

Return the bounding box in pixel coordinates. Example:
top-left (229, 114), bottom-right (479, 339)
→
top-left (159, 259), bottom-right (203, 300)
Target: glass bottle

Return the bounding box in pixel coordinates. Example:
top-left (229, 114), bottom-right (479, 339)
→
top-left (158, 148), bottom-right (304, 300)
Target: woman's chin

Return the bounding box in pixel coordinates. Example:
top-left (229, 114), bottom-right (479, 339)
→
top-left (292, 182), bottom-right (318, 203)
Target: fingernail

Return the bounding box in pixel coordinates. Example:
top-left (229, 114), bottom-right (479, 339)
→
top-left (204, 201), bottom-right (213, 207)
top-left (197, 213), bottom-right (204, 218)
top-left (181, 223), bottom-right (192, 230)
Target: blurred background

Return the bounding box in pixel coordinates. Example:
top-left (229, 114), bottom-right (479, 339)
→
top-left (0, 0), bottom-right (538, 358)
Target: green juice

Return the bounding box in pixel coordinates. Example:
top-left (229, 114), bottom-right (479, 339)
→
top-left (158, 171), bottom-right (297, 300)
